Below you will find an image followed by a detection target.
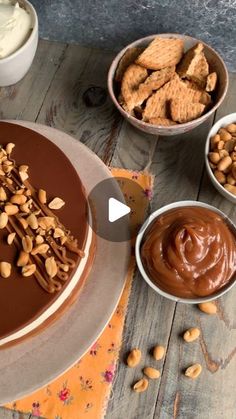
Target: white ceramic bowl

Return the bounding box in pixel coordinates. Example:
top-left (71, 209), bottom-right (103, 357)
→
top-left (135, 200), bottom-right (236, 303)
top-left (0, 0), bottom-right (38, 86)
top-left (205, 113), bottom-right (236, 203)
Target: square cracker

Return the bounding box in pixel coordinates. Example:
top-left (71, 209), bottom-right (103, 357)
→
top-left (177, 43), bottom-right (204, 77)
top-left (142, 66), bottom-right (176, 90)
top-left (136, 37), bottom-right (184, 70)
top-left (132, 66), bottom-right (176, 110)
top-left (170, 98), bottom-right (205, 123)
top-left (183, 80), bottom-right (212, 106)
top-left (115, 47), bottom-right (144, 82)
top-left (177, 43), bottom-right (209, 86)
top-left (121, 64), bottom-right (148, 112)
top-left (143, 74), bottom-right (210, 121)
top-left (121, 65), bottom-right (175, 112)
top-left (206, 72), bottom-right (217, 92)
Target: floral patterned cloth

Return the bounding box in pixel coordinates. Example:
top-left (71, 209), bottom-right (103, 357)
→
top-left (5, 168), bottom-right (153, 419)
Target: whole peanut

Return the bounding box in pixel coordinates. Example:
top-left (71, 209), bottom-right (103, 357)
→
top-left (153, 345), bottom-right (165, 361)
top-left (214, 170), bottom-right (226, 184)
top-left (217, 156), bottom-right (232, 171)
top-left (143, 367), bottom-right (160, 379)
top-left (226, 123), bottom-right (236, 133)
top-left (133, 378), bottom-right (148, 393)
top-left (219, 129), bottom-right (232, 141)
top-left (210, 134), bottom-right (220, 148)
top-left (216, 140), bottom-right (224, 150)
top-left (127, 348), bottom-right (141, 367)
top-left (183, 327), bottom-right (200, 342)
top-left (198, 302), bottom-right (217, 314)
top-left (185, 363), bottom-right (202, 379)
top-left (227, 174), bottom-right (236, 185)
top-left (208, 152), bottom-right (220, 164)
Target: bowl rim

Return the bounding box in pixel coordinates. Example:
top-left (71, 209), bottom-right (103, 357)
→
top-left (205, 112), bottom-right (236, 202)
top-left (0, 0), bottom-right (38, 63)
top-left (108, 33), bottom-right (229, 131)
top-left (135, 200), bottom-right (236, 304)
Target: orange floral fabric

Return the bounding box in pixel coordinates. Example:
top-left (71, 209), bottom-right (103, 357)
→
top-left (5, 168), bottom-right (153, 419)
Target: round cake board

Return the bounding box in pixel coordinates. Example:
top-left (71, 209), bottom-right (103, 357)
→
top-left (0, 121), bottom-right (130, 404)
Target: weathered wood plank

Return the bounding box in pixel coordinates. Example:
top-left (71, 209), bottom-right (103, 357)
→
top-left (154, 74), bottom-right (236, 419)
top-left (0, 40), bottom-right (66, 121)
top-left (0, 406), bottom-right (33, 418)
top-left (36, 43), bottom-right (123, 164)
top-left (213, 73), bottom-right (236, 121)
top-left (107, 116), bottom-right (215, 419)
top-left (111, 120), bottom-right (158, 171)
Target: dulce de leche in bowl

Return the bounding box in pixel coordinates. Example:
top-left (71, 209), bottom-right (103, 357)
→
top-left (135, 201), bottom-right (236, 303)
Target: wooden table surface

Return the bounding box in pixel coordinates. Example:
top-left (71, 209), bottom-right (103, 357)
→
top-left (0, 40), bottom-right (236, 419)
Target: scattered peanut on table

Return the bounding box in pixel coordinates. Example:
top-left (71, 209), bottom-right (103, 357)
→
top-left (153, 345), bottom-right (165, 361)
top-left (185, 363), bottom-right (202, 379)
top-left (198, 302), bottom-right (217, 314)
top-left (127, 348), bottom-right (141, 367)
top-left (128, 299), bottom-right (221, 392)
top-left (208, 123), bottom-right (236, 195)
top-left (183, 327), bottom-right (200, 342)
top-left (143, 367), bottom-right (160, 379)
top-left (133, 378), bottom-right (149, 393)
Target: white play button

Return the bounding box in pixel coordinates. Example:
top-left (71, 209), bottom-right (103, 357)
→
top-left (88, 176), bottom-right (150, 241)
top-left (108, 197), bottom-right (131, 223)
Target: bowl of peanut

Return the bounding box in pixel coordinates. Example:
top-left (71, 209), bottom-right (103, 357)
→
top-left (205, 113), bottom-right (236, 203)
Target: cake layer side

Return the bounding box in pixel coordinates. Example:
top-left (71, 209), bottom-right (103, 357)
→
top-left (0, 122), bottom-right (90, 340)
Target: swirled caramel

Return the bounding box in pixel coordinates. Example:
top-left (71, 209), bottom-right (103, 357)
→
top-left (141, 207), bottom-right (236, 298)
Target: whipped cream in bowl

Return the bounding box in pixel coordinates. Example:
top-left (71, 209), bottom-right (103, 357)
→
top-left (0, 0), bottom-right (32, 59)
top-left (0, 0), bottom-right (38, 86)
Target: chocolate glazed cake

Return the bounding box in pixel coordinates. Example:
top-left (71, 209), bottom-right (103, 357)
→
top-left (0, 122), bottom-right (95, 348)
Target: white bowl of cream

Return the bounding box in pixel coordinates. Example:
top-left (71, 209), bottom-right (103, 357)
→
top-left (0, 0), bottom-right (38, 86)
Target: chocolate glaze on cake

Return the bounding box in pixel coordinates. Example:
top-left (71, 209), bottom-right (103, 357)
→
top-left (0, 122), bottom-right (93, 346)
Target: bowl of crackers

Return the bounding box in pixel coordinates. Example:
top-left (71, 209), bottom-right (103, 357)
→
top-left (205, 113), bottom-right (236, 203)
top-left (108, 34), bottom-right (228, 136)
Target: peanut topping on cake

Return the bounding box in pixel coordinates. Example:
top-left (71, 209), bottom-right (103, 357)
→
top-left (0, 142), bottom-right (84, 293)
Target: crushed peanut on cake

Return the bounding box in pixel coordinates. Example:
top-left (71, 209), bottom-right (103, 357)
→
top-left (0, 142), bottom-right (84, 293)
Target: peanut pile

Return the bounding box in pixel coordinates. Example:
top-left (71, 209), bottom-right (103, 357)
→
top-left (127, 302), bottom-right (217, 393)
top-left (208, 123), bottom-right (236, 195)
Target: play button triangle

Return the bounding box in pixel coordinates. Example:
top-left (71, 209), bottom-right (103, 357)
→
top-left (108, 197), bottom-right (131, 223)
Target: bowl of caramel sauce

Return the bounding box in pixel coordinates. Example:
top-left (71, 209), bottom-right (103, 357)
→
top-left (135, 201), bottom-right (236, 303)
